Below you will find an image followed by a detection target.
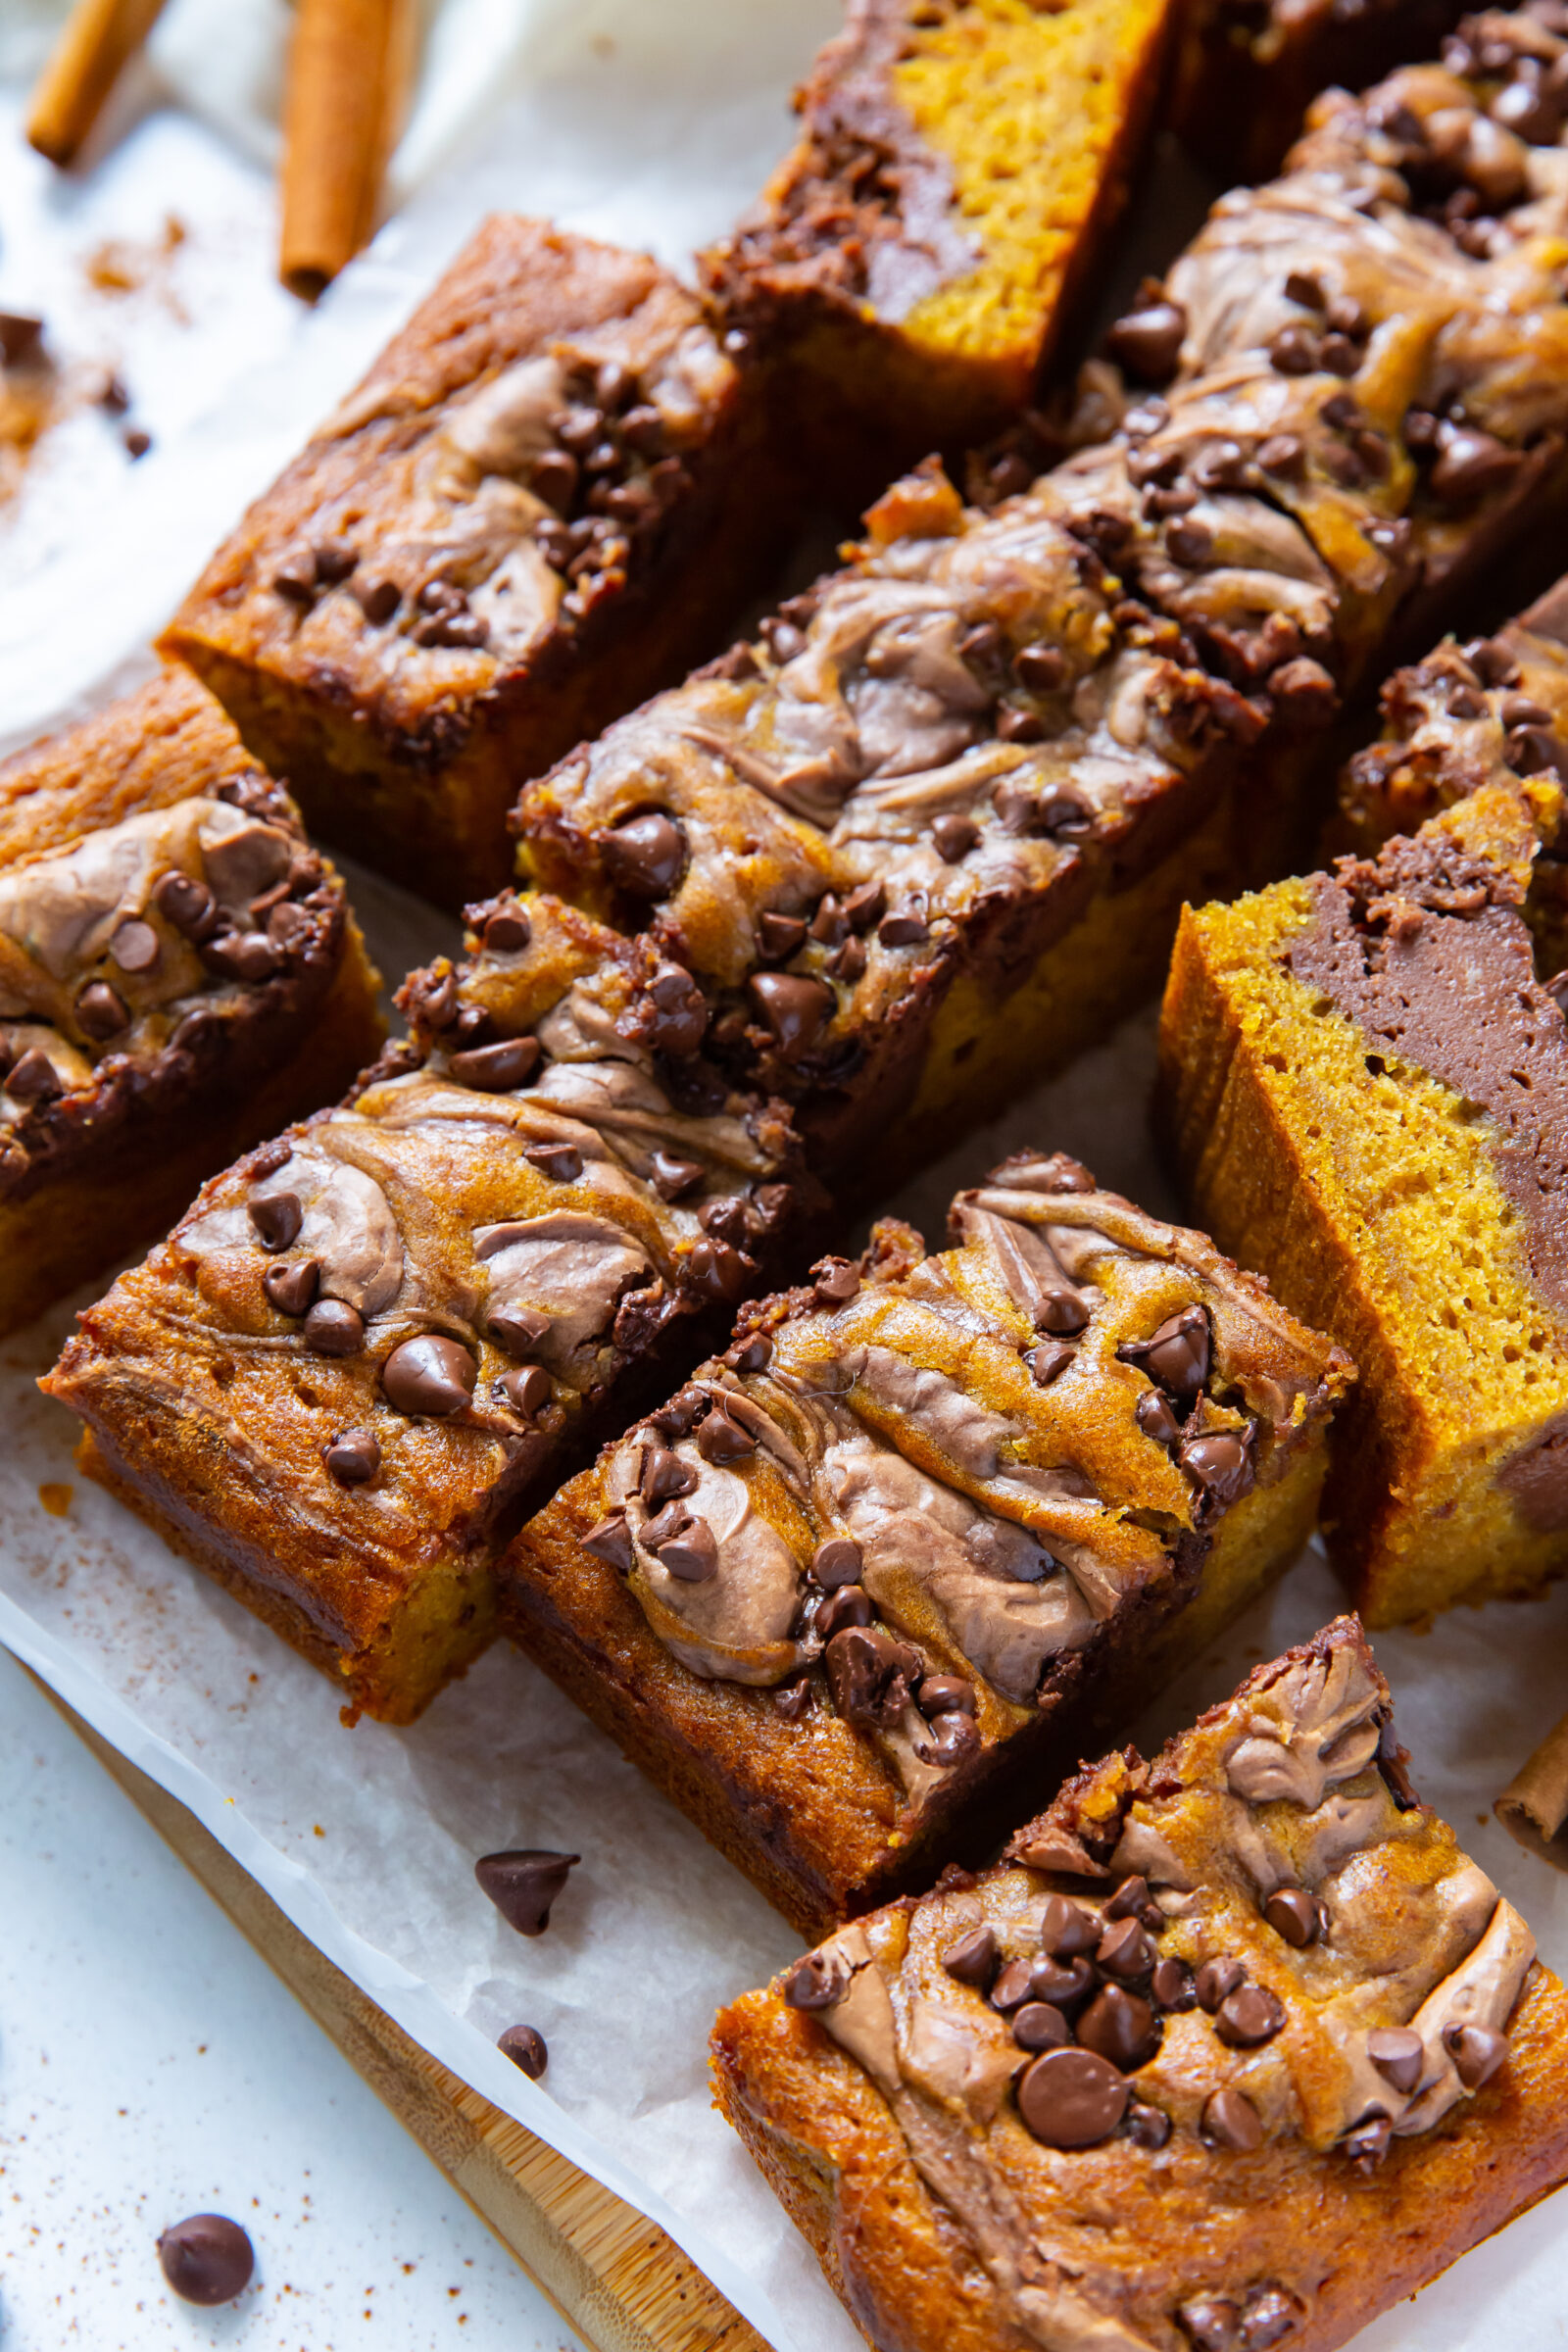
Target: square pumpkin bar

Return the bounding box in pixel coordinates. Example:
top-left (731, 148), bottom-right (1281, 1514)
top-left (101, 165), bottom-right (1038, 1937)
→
top-left (162, 215), bottom-right (776, 910)
top-left (713, 1615), bottom-right (1568, 2352)
top-left (1161, 780), bottom-right (1568, 1627)
top-left (43, 892), bottom-right (816, 1725)
top-left (0, 664), bottom-right (380, 1335)
top-left (504, 1150), bottom-right (1350, 1934)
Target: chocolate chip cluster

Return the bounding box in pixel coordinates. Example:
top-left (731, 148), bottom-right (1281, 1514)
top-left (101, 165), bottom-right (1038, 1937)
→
top-left (1344, 630), bottom-right (1568, 846)
top-left (1117, 1301), bottom-right (1257, 1520)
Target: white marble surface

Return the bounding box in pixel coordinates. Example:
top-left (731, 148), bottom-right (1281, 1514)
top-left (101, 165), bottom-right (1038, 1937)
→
top-left (0, 1645), bottom-right (587, 2351)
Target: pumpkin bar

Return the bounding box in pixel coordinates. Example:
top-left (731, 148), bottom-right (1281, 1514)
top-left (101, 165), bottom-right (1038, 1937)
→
top-left (699, 0), bottom-right (1175, 497)
top-left (42, 893), bottom-right (817, 1726)
top-left (0, 664), bottom-right (380, 1336)
top-left (712, 1614), bottom-right (1568, 2352)
top-left (1160, 780), bottom-right (1568, 1626)
top-left (162, 216), bottom-right (776, 911)
top-left (503, 1150), bottom-right (1351, 1935)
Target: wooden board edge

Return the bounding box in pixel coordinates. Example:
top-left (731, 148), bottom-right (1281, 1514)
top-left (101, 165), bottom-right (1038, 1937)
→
top-left (25, 1670), bottom-right (770, 2352)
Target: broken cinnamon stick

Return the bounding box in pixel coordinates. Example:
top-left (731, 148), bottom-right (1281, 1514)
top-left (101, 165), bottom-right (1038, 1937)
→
top-left (1496, 1708), bottom-right (1568, 1871)
top-left (279, 0), bottom-right (416, 302)
top-left (25, 0), bottom-right (170, 168)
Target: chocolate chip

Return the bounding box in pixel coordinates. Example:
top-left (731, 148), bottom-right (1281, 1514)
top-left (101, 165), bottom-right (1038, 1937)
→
top-left (812, 1257), bottom-right (860, 1307)
top-left (206, 929), bottom-right (278, 983)
top-left (915, 1709), bottom-right (980, 1767)
top-left (157, 2214), bottom-right (255, 2306)
top-left (878, 907), bottom-right (931, 947)
top-left (996, 704), bottom-right (1045, 744)
top-left (1077, 1984), bottom-right (1158, 2069)
top-left (1013, 2000), bottom-right (1068, 2051)
top-left (481, 904), bottom-right (531, 953)
top-left (1035, 1288), bottom-right (1089, 1336)
top-left (1016, 2047), bottom-right (1129, 2147)
top-left (1039, 1895), bottom-right (1100, 1959)
top-left (475, 1848), bottom-right (579, 1936)
top-left (1376, 1717), bottom-right (1419, 1810)
top-left (1014, 640), bottom-right (1069, 691)
top-left (489, 1302), bottom-right (553, 1355)
top-left (1269, 325), bottom-right (1320, 374)
top-left (916, 1674), bottom-right (975, 1719)
top-left (725, 1332), bottom-right (772, 1373)
top-left (355, 575), bottom-right (401, 624)
top-left (814, 1584), bottom-right (875, 1640)
top-left (758, 910), bottom-right (809, 960)
top-left (1029, 1341), bottom-right (1075, 1387)
top-left (1097, 1917), bottom-right (1155, 1979)
top-left (651, 1513), bottom-right (718, 1581)
top-left (1201, 2086), bottom-right (1263, 2151)
top-left (1430, 427), bottom-right (1524, 506)
top-left (249, 1191), bottom-right (302, 1250)
top-left (696, 1406), bottom-right (755, 1465)
top-left (1105, 297), bottom-right (1187, 384)
top-left (1179, 1429), bottom-right (1254, 1507)
top-left (1152, 1958), bottom-right (1195, 2011)
top-left (1029, 1953), bottom-right (1096, 2008)
top-left (1366, 2025), bottom-right (1424, 2094)
top-left (325, 1428), bottom-right (380, 1485)
top-left (1445, 2022), bottom-right (1507, 2089)
top-left (650, 1151), bottom-right (706, 1200)
top-left (1135, 1389), bottom-right (1181, 1446)
top-left (1508, 722), bottom-right (1565, 777)
top-left (264, 1258), bottom-right (320, 1316)
top-left (524, 1141), bottom-right (583, 1183)
top-left (313, 536), bottom-right (357, 582)
top-left (582, 1510), bottom-right (635, 1573)
top-left (75, 980), bottom-right (128, 1039)
top-left (1166, 514), bottom-right (1213, 566)
top-left (499, 1364), bottom-right (552, 1418)
top-left (1215, 1984), bottom-right (1287, 2047)
top-left (1124, 2101), bottom-right (1171, 2149)
top-left (844, 880), bottom-right (886, 931)
top-left (530, 448), bottom-right (579, 512)
top-left (1269, 658), bottom-right (1339, 728)
top-left (111, 918), bottom-right (161, 974)
top-left (685, 1237), bottom-right (753, 1302)
top-left (942, 1924), bottom-right (998, 1986)
top-left (1263, 1886), bottom-right (1319, 1947)
top-left (932, 813), bottom-right (978, 861)
top-left (783, 1948), bottom-right (848, 2009)
top-left (498, 2024), bottom-right (549, 2079)
top-left (1118, 1305), bottom-right (1209, 1401)
top-left (155, 869), bottom-right (218, 938)
top-left (601, 810), bottom-right (686, 900)
top-left (450, 1038), bottom-right (542, 1092)
top-left (810, 895), bottom-right (848, 947)
top-left (992, 1956), bottom-right (1039, 2011)
top-left (1320, 331), bottom-right (1360, 374)
top-left (273, 547), bottom-right (318, 602)
top-left (1244, 2287), bottom-right (1306, 2347)
top-left (381, 1334), bottom-right (476, 1416)
top-left (823, 1625), bottom-right (920, 1728)
top-left (809, 1536), bottom-right (862, 1588)
top-left (642, 1446), bottom-right (697, 1504)
top-left (749, 971), bottom-right (834, 1060)
top-left (773, 1678), bottom-right (811, 1721)
top-left (0, 311), bottom-right (44, 365)
top-left (1196, 1956), bottom-right (1246, 2012)
top-left (1257, 433), bottom-right (1305, 478)
top-left (1180, 2294), bottom-right (1242, 2350)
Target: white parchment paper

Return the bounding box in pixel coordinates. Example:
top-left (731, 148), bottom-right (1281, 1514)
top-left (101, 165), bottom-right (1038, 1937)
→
top-left (1, 8), bottom-right (1567, 2348)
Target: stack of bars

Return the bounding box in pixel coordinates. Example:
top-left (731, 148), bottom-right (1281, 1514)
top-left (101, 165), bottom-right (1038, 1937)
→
top-left (15, 3), bottom-right (1568, 2346)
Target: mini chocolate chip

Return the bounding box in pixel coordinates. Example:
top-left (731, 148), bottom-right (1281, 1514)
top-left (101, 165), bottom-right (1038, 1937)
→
top-left (1016, 2047), bottom-right (1129, 2147)
top-left (499, 1364), bottom-right (553, 1418)
top-left (601, 810), bottom-right (686, 900)
top-left (1036, 1288), bottom-right (1089, 1336)
top-left (1105, 297), bottom-right (1187, 383)
top-left (812, 1257), bottom-right (860, 1307)
top-left (1366, 2025), bottom-right (1425, 2094)
top-left (809, 1536), bottom-right (862, 1588)
top-left (498, 2024), bottom-right (549, 2079)
top-left (1117, 1304), bottom-right (1209, 1401)
top-left (1202, 2086), bottom-right (1263, 2151)
top-left (1216, 1984), bottom-right (1287, 2047)
top-left (916, 1674), bottom-right (975, 1719)
top-left (1445, 2022), bottom-right (1507, 2089)
top-left (915, 1709), bottom-right (981, 1767)
top-left (381, 1334), bottom-right (476, 1417)
top-left (157, 2214), bottom-right (255, 2306)
top-left (481, 905), bottom-right (531, 953)
top-left (997, 704), bottom-right (1045, 744)
top-left (1077, 1984), bottom-right (1158, 2069)
top-left (313, 536), bottom-right (357, 582)
top-left (524, 1141), bottom-right (583, 1183)
top-left (725, 1332), bottom-right (772, 1373)
top-left (249, 1191), bottom-right (302, 1250)
top-left (696, 1406), bottom-right (755, 1464)
top-left (1180, 1429), bottom-right (1254, 1506)
top-left (154, 869), bottom-right (218, 938)
top-left (530, 449), bottom-right (579, 512)
top-left (878, 907), bottom-right (931, 947)
top-left (814, 1584), bottom-right (875, 1640)
top-left (749, 971), bottom-right (835, 1059)
top-left (1166, 514), bottom-right (1213, 566)
top-left (650, 1151), bottom-right (706, 1200)
top-left (1151, 1958), bottom-right (1195, 2012)
top-left (758, 910), bottom-right (809, 959)
top-left (75, 980), bottom-right (129, 1039)
top-left (1180, 2294), bottom-right (1242, 2350)
top-left (475, 1848), bottom-right (579, 1936)
top-left (1319, 331), bottom-right (1360, 374)
top-left (932, 813), bottom-right (979, 861)
top-left (1013, 2000), bottom-right (1068, 2051)
top-left (325, 1428), bottom-right (380, 1485)
top-left (1029, 1341), bottom-right (1075, 1386)
top-left (1196, 1956), bottom-right (1246, 2012)
top-left (489, 1302), bottom-right (553, 1355)
top-left (1263, 1886), bottom-right (1319, 1947)
top-left (642, 1445), bottom-right (698, 1504)
top-left (942, 1925), bottom-right (998, 1986)
top-left (356, 575), bottom-right (401, 623)
top-left (651, 1514), bottom-right (718, 1581)
top-left (111, 918), bottom-right (161, 973)
top-left (1040, 1895), bottom-right (1100, 1959)
top-left (1124, 2100), bottom-right (1171, 2149)
top-left (1269, 324), bottom-right (1320, 374)
top-left (264, 1258), bottom-right (320, 1316)
top-left (582, 1510), bottom-right (636, 1573)
top-left (783, 1948), bottom-right (847, 2009)
top-left (1135, 1389), bottom-right (1181, 1446)
top-left (449, 1038), bottom-right (542, 1091)
top-left (1015, 640), bottom-right (1069, 691)
top-left (1097, 1916), bottom-right (1155, 1979)
top-left (1257, 433), bottom-right (1305, 477)
top-left (273, 547), bottom-right (318, 602)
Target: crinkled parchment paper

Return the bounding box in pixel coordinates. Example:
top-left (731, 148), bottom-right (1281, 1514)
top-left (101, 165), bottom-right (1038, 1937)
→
top-left (1, 8), bottom-right (1566, 2347)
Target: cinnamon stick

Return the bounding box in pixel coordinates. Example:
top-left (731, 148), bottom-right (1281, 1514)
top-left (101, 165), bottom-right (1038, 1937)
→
top-left (1495, 1708), bottom-right (1568, 1871)
top-left (279, 0), bottom-right (416, 302)
top-left (25, 0), bottom-right (171, 168)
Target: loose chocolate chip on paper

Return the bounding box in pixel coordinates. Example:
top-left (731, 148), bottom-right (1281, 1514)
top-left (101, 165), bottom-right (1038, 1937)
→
top-left (942, 1925), bottom-right (998, 1986)
top-left (475, 1848), bottom-right (580, 1936)
top-left (157, 2214), bottom-right (255, 2306)
top-left (1017, 2047), bottom-right (1129, 2147)
top-left (381, 1334), bottom-right (476, 1417)
top-left (324, 1428), bottom-right (381, 1485)
top-left (498, 2024), bottom-right (549, 2079)
top-left (303, 1298), bottom-right (366, 1357)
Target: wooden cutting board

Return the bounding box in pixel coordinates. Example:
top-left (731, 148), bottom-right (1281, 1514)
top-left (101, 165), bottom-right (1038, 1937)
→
top-left (31, 1673), bottom-right (769, 2352)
